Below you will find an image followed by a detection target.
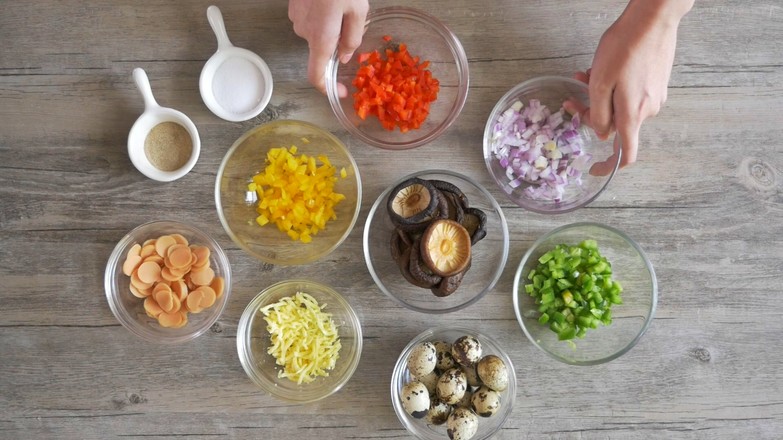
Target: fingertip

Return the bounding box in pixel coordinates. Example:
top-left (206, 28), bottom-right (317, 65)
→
top-left (340, 52), bottom-right (353, 64)
top-left (589, 159), bottom-right (614, 177)
top-left (617, 124), bottom-right (640, 168)
top-left (573, 71), bottom-right (589, 84)
top-left (563, 98), bottom-right (587, 117)
top-left (337, 82), bottom-right (348, 99)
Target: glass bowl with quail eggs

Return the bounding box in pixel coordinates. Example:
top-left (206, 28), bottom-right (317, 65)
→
top-left (391, 327), bottom-right (516, 440)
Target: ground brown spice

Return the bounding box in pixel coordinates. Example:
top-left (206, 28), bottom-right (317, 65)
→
top-left (144, 122), bottom-right (193, 171)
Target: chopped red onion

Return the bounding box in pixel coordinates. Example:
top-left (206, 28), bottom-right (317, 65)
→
top-left (490, 99), bottom-right (590, 202)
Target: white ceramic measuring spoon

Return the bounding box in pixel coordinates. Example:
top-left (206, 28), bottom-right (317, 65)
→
top-left (199, 5), bottom-right (274, 122)
top-left (127, 68), bottom-right (201, 182)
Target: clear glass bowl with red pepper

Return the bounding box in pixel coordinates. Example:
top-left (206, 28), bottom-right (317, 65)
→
top-left (326, 7), bottom-right (469, 150)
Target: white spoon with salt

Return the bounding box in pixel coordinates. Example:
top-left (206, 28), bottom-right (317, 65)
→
top-left (199, 5), bottom-right (274, 122)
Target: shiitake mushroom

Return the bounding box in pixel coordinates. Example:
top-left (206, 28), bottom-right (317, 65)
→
top-left (390, 229), bottom-right (410, 263)
top-left (409, 238), bottom-right (442, 287)
top-left (429, 180), bottom-right (469, 208)
top-left (420, 219), bottom-right (472, 277)
top-left (397, 246), bottom-right (436, 289)
top-left (440, 190), bottom-right (465, 224)
top-left (387, 178), bottom-right (440, 229)
top-left (431, 270), bottom-right (466, 297)
top-left (389, 178), bottom-right (487, 295)
top-left (461, 207), bottom-right (487, 245)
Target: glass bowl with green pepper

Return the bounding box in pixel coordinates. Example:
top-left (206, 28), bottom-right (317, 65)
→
top-left (513, 222), bottom-right (657, 365)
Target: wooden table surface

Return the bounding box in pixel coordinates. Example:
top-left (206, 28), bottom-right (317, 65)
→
top-left (2, 0), bottom-right (782, 439)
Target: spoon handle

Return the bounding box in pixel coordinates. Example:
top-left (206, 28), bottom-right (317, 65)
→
top-left (207, 5), bottom-right (232, 51)
top-left (132, 68), bottom-right (158, 111)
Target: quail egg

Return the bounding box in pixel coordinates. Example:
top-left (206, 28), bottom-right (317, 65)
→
top-left (418, 370), bottom-right (440, 396)
top-left (433, 340), bottom-right (456, 371)
top-left (426, 399), bottom-right (452, 425)
top-left (460, 363), bottom-right (481, 389)
top-left (437, 368), bottom-right (467, 405)
top-left (452, 335), bottom-right (482, 367)
top-left (476, 354), bottom-right (509, 391)
top-left (407, 342), bottom-right (437, 379)
top-left (454, 387), bottom-right (474, 409)
top-left (401, 381), bottom-right (430, 419)
top-left (446, 407), bottom-right (479, 440)
top-left (471, 385), bottom-right (501, 417)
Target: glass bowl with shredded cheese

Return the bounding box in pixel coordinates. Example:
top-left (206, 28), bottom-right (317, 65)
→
top-left (216, 120), bottom-right (362, 266)
top-left (237, 279), bottom-right (363, 403)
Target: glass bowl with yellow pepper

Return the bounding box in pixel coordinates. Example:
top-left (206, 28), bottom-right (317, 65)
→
top-left (216, 120), bottom-right (362, 265)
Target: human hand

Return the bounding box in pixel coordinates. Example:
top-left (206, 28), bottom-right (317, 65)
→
top-left (289, 0), bottom-right (369, 97)
top-left (565, 0), bottom-right (693, 175)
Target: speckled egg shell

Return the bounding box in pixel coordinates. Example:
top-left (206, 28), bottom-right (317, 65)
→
top-left (460, 363), bottom-right (481, 389)
top-left (426, 399), bottom-right (452, 425)
top-left (433, 340), bottom-right (456, 371)
top-left (407, 342), bottom-right (438, 379)
top-left (452, 335), bottom-right (482, 367)
top-left (437, 367), bottom-right (467, 405)
top-left (455, 387), bottom-right (474, 409)
top-left (471, 385), bottom-right (501, 417)
top-left (476, 354), bottom-right (509, 391)
top-left (401, 381), bottom-right (431, 419)
top-left (418, 370), bottom-right (440, 396)
top-left (446, 407), bottom-right (479, 440)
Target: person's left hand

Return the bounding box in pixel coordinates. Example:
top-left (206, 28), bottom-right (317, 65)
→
top-left (289, 0), bottom-right (369, 98)
top-left (565, 1), bottom-right (687, 175)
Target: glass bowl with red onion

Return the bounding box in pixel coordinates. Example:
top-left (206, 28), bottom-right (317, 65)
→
top-left (483, 76), bottom-right (620, 214)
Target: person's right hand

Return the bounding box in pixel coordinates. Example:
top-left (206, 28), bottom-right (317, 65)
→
top-left (289, 0), bottom-right (369, 97)
top-left (565, 0), bottom-right (693, 176)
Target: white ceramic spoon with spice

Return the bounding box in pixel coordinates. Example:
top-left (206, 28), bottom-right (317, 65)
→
top-left (127, 67), bottom-right (201, 182)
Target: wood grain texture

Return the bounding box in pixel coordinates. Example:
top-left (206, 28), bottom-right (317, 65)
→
top-left (1, 0), bottom-right (782, 439)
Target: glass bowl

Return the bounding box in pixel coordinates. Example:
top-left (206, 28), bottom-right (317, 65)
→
top-left (104, 220), bottom-right (232, 344)
top-left (236, 279), bottom-right (363, 403)
top-left (483, 76), bottom-right (621, 214)
top-left (215, 120), bottom-right (361, 266)
top-left (391, 326), bottom-right (516, 440)
top-left (363, 170), bottom-right (509, 314)
top-left (326, 6), bottom-right (469, 150)
top-left (513, 222), bottom-right (657, 365)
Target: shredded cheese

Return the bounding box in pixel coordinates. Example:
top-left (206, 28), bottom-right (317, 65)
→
top-left (259, 292), bottom-right (342, 384)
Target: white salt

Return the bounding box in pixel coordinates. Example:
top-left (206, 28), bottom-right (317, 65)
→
top-left (212, 57), bottom-right (265, 115)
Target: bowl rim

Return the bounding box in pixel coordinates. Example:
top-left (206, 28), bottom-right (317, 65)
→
top-left (363, 169), bottom-right (510, 314)
top-left (214, 119), bottom-right (363, 266)
top-left (482, 75), bottom-right (622, 214)
top-left (103, 219), bottom-right (232, 344)
top-left (235, 278), bottom-right (364, 403)
top-left (512, 221), bottom-right (658, 365)
top-left (325, 6), bottom-right (470, 150)
top-left (390, 326), bottom-right (517, 439)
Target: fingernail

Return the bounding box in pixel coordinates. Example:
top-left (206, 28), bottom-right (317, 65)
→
top-left (340, 53), bottom-right (353, 64)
